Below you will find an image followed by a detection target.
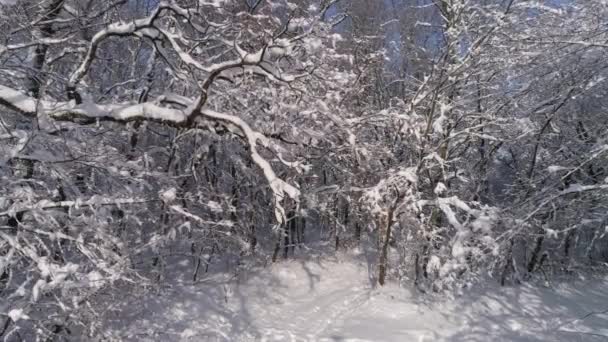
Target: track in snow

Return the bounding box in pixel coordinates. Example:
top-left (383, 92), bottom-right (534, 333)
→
top-left (103, 255), bottom-right (608, 342)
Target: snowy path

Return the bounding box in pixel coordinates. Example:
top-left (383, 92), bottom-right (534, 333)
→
top-left (103, 256), bottom-right (608, 341)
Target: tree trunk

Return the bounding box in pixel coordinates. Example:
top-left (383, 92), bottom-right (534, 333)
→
top-left (378, 209), bottom-right (395, 286)
top-left (527, 233), bottom-right (544, 273)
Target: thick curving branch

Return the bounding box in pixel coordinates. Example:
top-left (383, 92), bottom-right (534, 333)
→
top-left (200, 109), bottom-right (300, 223)
top-left (0, 0), bottom-right (323, 225)
top-left (0, 196), bottom-right (157, 219)
top-left (0, 84), bottom-right (299, 224)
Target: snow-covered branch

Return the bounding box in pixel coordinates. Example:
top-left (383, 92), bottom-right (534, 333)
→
top-left (0, 83), bottom-right (299, 223)
top-left (0, 196), bottom-right (156, 219)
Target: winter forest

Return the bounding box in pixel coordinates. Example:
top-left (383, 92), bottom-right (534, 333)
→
top-left (1, 0), bottom-right (608, 340)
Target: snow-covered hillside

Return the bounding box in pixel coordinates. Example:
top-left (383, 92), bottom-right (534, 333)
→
top-left (102, 253), bottom-right (608, 341)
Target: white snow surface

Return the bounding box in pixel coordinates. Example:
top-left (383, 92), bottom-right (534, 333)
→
top-left (103, 254), bottom-right (608, 341)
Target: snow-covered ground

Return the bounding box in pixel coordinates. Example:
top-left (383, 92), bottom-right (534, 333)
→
top-left (102, 253), bottom-right (608, 341)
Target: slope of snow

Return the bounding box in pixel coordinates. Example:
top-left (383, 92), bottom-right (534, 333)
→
top-left (102, 253), bottom-right (608, 341)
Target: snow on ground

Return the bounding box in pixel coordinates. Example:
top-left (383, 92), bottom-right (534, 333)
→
top-left (102, 253), bottom-right (608, 341)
